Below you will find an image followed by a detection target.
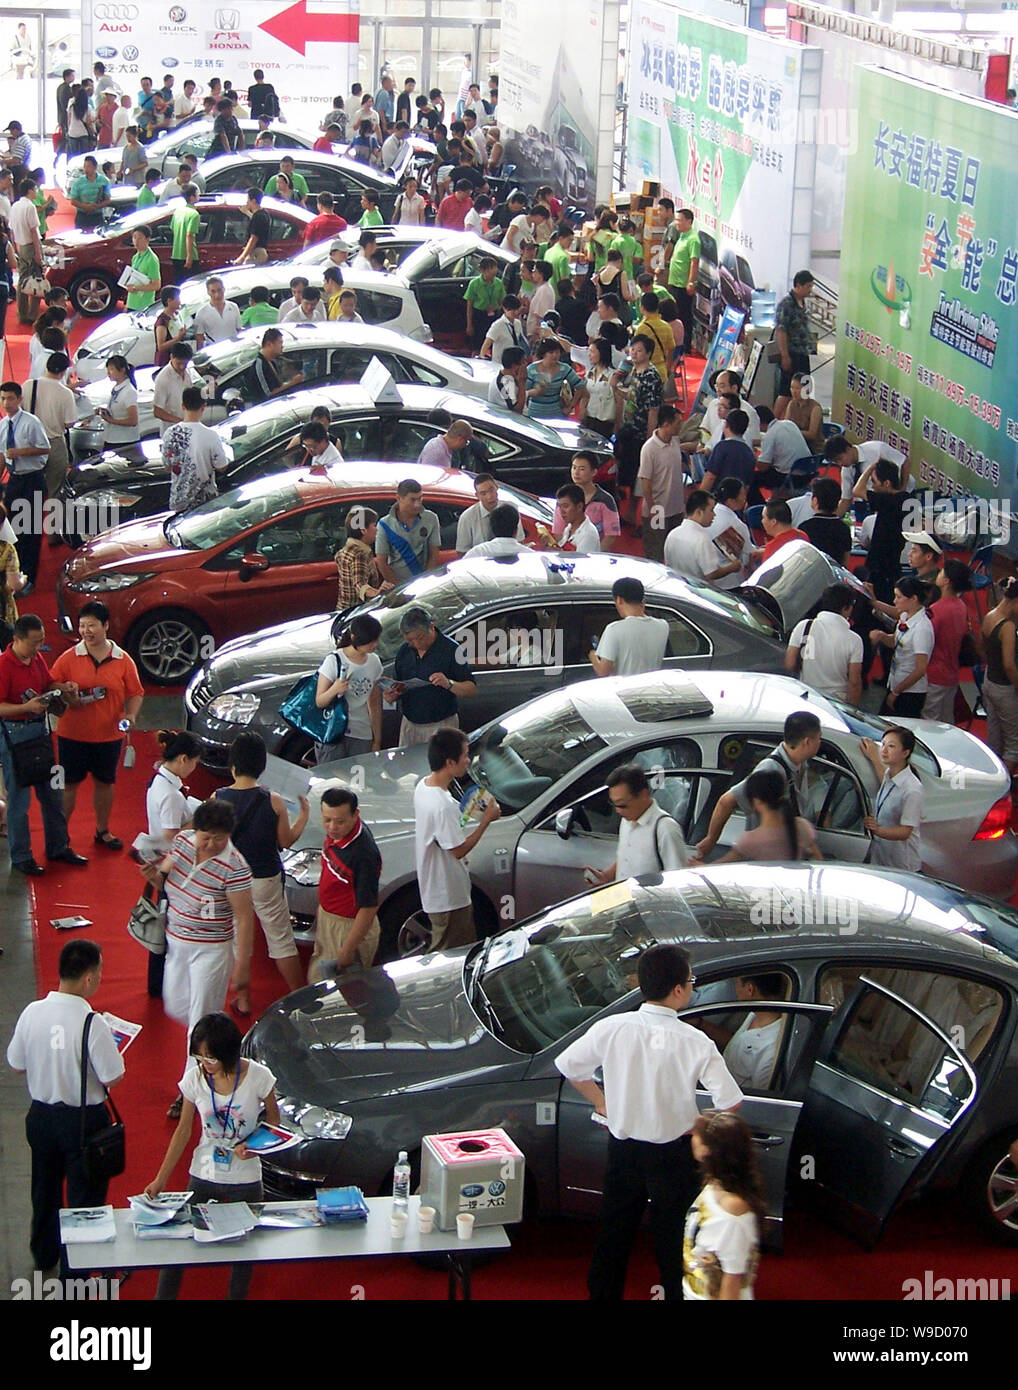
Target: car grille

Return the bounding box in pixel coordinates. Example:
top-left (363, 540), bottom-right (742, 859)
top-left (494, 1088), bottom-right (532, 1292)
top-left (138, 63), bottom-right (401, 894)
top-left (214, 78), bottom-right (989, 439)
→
top-left (186, 674), bottom-right (213, 710)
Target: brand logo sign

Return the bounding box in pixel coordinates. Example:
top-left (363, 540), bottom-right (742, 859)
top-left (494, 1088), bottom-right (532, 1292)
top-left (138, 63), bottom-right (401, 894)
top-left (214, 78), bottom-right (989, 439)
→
top-left (168, 5), bottom-right (187, 19)
top-left (95, 45), bottom-right (118, 59)
top-left (122, 44), bottom-right (139, 61)
top-left (94, 3), bottom-right (139, 18)
top-left (207, 30), bottom-right (252, 50)
top-left (98, 23), bottom-right (132, 33)
top-left (214, 7), bottom-right (240, 27)
top-left (162, 56), bottom-right (179, 67)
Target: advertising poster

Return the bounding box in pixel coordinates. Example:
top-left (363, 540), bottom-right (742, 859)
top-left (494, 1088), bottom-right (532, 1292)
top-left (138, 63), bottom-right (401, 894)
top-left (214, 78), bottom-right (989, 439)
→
top-left (833, 68), bottom-right (1018, 505)
top-left (83, 0), bottom-right (359, 127)
top-left (627, 0), bottom-right (817, 316)
top-left (693, 305), bottom-right (745, 414)
top-left (498, 0), bottom-right (617, 209)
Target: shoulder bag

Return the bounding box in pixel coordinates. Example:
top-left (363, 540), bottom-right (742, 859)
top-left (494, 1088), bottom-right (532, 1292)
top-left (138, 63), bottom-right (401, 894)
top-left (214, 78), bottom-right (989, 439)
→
top-left (0, 717), bottom-right (55, 787)
top-left (79, 1013), bottom-right (126, 1185)
top-left (280, 652), bottom-right (349, 744)
top-left (127, 880), bottom-right (167, 954)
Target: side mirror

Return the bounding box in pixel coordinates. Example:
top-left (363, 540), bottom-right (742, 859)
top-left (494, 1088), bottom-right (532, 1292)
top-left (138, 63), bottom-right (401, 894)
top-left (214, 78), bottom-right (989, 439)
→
top-left (555, 807), bottom-right (575, 840)
top-left (239, 551), bottom-right (269, 581)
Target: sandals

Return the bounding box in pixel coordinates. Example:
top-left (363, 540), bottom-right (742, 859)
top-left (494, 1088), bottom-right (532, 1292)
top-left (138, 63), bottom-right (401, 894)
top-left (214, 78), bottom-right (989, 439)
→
top-left (166, 1094), bottom-right (183, 1120)
top-left (95, 830), bottom-right (124, 851)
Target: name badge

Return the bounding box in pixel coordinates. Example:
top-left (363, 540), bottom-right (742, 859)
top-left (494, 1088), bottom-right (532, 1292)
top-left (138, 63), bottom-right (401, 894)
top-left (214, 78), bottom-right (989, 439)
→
top-left (212, 1145), bottom-right (232, 1168)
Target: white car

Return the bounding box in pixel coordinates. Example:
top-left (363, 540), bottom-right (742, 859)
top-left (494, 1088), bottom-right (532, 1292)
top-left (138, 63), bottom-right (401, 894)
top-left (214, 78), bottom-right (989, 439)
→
top-left (72, 266), bottom-right (432, 383)
top-left (72, 323), bottom-right (499, 450)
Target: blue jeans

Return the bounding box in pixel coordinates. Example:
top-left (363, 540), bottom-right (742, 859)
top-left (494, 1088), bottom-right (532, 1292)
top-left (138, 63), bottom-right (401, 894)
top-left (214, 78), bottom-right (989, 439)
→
top-left (0, 718), bottom-right (70, 865)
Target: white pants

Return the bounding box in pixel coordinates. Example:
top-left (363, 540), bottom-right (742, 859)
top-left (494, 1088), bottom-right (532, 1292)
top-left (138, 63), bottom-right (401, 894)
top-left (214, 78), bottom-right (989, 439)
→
top-left (164, 935), bottom-right (234, 1062)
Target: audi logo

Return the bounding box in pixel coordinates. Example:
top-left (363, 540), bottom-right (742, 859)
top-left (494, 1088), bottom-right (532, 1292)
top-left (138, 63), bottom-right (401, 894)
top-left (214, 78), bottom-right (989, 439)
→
top-left (94, 3), bottom-right (139, 18)
top-left (122, 44), bottom-right (139, 60)
top-left (215, 8), bottom-right (240, 29)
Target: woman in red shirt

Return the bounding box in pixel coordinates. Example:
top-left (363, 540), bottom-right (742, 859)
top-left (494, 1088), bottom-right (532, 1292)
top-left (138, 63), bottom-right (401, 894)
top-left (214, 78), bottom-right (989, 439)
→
top-left (923, 559), bottom-right (973, 724)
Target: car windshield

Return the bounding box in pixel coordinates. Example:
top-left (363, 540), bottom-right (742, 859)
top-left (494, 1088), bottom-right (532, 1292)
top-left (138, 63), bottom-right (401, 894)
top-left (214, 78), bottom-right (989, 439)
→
top-left (216, 410), bottom-right (299, 464)
top-left (468, 692), bottom-right (606, 813)
top-left (825, 697), bottom-right (940, 777)
top-left (475, 886), bottom-right (684, 1052)
top-left (345, 571), bottom-right (472, 659)
top-left (193, 340), bottom-right (257, 380)
top-left (98, 206), bottom-right (166, 238)
top-left (169, 479), bottom-right (303, 549)
top-left (683, 575), bottom-right (777, 637)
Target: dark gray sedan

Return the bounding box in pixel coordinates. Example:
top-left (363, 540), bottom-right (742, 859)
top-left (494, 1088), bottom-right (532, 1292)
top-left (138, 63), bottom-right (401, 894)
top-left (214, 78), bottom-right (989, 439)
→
top-left (185, 542), bottom-right (852, 769)
top-left (243, 864), bottom-right (1018, 1248)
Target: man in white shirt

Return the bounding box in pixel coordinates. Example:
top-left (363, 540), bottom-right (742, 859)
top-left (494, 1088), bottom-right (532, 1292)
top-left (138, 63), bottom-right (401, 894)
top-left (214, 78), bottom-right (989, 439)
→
top-left (540, 483), bottom-right (599, 553)
top-left (192, 276), bottom-right (243, 348)
top-left (589, 763), bottom-right (689, 882)
top-left (701, 369), bottom-right (761, 445)
top-left (463, 508), bottom-right (530, 560)
top-left (589, 578), bottom-right (669, 678)
top-left (417, 419), bottom-right (473, 470)
top-left (706, 477), bottom-right (756, 590)
top-left (111, 94), bottom-right (133, 146)
top-left (556, 941), bottom-right (742, 1300)
top-left (298, 420), bottom-right (343, 471)
top-left (825, 434), bottom-right (910, 515)
top-left (380, 120), bottom-right (411, 170)
top-left (173, 79), bottom-right (199, 126)
top-left (22, 353), bottom-right (78, 503)
top-left (784, 583), bottom-right (863, 704)
top-left (754, 406), bottom-right (811, 485)
top-left (525, 261), bottom-right (556, 340)
top-left (455, 474), bottom-right (523, 555)
top-left (163, 386), bottom-right (229, 511)
top-left (637, 406), bottom-right (686, 564)
top-left (156, 161), bottom-right (206, 203)
top-left (413, 727), bottom-right (501, 952)
top-left (279, 286), bottom-right (327, 323)
top-left (153, 344), bottom-right (202, 436)
top-left (663, 489), bottom-right (742, 585)
top-left (480, 295), bottom-right (526, 365)
top-left (10, 174), bottom-right (44, 324)
top-left (6, 939), bottom-right (125, 1273)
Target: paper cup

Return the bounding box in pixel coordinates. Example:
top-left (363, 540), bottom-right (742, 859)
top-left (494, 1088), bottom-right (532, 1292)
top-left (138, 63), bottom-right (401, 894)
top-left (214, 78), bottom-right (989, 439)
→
top-left (390, 1211), bottom-right (408, 1238)
top-left (456, 1212), bottom-right (475, 1240)
top-left (417, 1205), bottom-right (436, 1235)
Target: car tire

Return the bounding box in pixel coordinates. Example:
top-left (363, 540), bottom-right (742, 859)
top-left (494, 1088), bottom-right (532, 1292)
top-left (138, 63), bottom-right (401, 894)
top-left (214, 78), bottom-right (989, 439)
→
top-left (961, 1128), bottom-right (1018, 1243)
top-left (128, 608), bottom-right (211, 685)
top-left (379, 886), bottom-right (498, 963)
top-left (279, 729), bottom-right (317, 769)
top-left (69, 271), bottom-right (118, 317)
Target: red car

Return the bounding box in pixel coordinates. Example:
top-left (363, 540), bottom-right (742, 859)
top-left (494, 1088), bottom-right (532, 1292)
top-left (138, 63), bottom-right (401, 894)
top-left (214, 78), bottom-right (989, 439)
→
top-left (44, 193), bottom-right (315, 316)
top-left (57, 462), bottom-right (555, 684)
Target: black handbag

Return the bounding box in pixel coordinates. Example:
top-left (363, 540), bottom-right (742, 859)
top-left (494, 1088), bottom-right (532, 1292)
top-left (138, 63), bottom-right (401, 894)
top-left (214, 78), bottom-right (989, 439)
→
top-left (0, 718), bottom-right (55, 787)
top-left (80, 1013), bottom-right (126, 1186)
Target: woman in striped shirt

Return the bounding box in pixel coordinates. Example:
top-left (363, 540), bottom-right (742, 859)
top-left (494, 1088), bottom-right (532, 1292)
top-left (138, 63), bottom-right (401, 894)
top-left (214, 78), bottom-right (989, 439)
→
top-left (143, 799), bottom-right (254, 1118)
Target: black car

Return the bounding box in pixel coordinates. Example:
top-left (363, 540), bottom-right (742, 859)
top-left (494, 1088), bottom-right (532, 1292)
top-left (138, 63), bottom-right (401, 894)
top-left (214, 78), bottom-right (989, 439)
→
top-left (185, 150), bottom-right (404, 225)
top-left (58, 383), bottom-right (614, 544)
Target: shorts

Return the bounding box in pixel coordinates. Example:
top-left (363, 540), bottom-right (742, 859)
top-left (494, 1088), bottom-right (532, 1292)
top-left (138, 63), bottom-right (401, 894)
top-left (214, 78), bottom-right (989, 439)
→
top-left (777, 351), bottom-right (811, 398)
top-left (427, 903), bottom-right (475, 953)
top-left (57, 737), bottom-right (123, 786)
top-left (250, 875), bottom-right (298, 960)
top-left (309, 907), bottom-right (380, 980)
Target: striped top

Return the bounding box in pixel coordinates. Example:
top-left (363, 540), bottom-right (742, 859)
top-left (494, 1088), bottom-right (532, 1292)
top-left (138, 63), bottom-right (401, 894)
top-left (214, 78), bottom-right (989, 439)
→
top-left (164, 831), bottom-right (252, 944)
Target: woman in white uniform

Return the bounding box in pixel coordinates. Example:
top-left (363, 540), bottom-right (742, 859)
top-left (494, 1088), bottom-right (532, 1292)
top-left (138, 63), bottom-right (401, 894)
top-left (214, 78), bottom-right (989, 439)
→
top-left (860, 726), bottom-right (923, 872)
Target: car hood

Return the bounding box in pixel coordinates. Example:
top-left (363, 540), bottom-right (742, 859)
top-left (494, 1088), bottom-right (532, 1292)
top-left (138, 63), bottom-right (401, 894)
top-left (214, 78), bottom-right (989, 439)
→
top-left (50, 226), bottom-right (113, 251)
top-left (737, 539), bottom-right (868, 636)
top-left (63, 514), bottom-right (186, 575)
top-left (201, 612), bottom-right (337, 694)
top-left (246, 949), bottom-right (524, 1106)
top-left (68, 440), bottom-right (168, 491)
top-left (80, 366), bottom-right (159, 415)
top-left (302, 744), bottom-right (430, 844)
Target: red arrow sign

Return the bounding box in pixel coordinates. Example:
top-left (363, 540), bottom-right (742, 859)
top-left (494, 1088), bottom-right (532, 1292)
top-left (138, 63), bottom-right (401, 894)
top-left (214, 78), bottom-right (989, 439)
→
top-left (258, 0), bottom-right (359, 57)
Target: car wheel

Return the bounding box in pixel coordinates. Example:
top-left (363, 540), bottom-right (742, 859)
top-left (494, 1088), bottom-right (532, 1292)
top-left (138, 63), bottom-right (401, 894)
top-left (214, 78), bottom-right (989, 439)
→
top-left (962, 1129), bottom-right (1018, 1242)
top-left (379, 885), bottom-right (425, 964)
top-left (279, 729), bottom-right (317, 769)
top-left (129, 609), bottom-right (210, 685)
top-left (70, 272), bottom-right (118, 317)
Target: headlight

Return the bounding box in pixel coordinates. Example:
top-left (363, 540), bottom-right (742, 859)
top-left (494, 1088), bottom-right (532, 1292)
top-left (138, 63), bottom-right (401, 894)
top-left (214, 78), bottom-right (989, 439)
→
top-left (207, 692), bottom-right (261, 725)
top-left (285, 849), bottom-right (322, 887)
top-left (278, 1097), bottom-right (352, 1141)
top-left (68, 571), bottom-right (155, 593)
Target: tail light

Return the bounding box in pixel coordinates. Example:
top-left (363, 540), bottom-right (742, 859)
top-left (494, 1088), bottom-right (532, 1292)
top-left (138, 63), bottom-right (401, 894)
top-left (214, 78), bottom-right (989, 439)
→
top-left (973, 794), bottom-right (1013, 841)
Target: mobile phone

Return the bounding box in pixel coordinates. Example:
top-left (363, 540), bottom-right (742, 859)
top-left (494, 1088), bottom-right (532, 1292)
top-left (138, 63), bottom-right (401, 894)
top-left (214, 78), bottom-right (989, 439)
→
top-left (583, 868), bottom-right (600, 886)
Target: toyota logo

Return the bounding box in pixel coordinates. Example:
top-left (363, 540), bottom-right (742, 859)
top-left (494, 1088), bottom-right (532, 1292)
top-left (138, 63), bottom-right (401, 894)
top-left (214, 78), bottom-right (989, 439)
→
top-left (94, 3), bottom-right (139, 18)
top-left (214, 7), bottom-right (240, 28)
top-left (122, 44), bottom-right (139, 60)
top-left (168, 4), bottom-right (187, 19)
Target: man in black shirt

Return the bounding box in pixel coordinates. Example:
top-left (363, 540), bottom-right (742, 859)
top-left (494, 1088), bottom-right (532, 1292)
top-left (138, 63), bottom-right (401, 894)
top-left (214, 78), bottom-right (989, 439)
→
top-left (488, 191), bottom-right (527, 243)
top-left (246, 328), bottom-right (297, 400)
top-left (554, 280), bottom-right (588, 343)
top-left (853, 456), bottom-right (910, 602)
top-left (212, 98), bottom-right (241, 155)
top-left (396, 77), bottom-right (416, 126)
top-left (454, 151), bottom-right (486, 193)
top-left (235, 187), bottom-right (271, 266)
top-left (246, 69), bottom-right (279, 120)
top-left (801, 476), bottom-right (853, 566)
top-left (388, 606), bottom-right (477, 747)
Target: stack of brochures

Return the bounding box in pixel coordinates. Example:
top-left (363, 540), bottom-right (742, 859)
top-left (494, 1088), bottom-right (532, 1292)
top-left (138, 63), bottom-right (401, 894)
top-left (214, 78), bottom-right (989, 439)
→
top-left (60, 1205), bottom-right (116, 1243)
top-left (128, 1192), bottom-right (194, 1240)
top-left (316, 1187), bottom-right (370, 1223)
top-left (192, 1202), bottom-right (257, 1243)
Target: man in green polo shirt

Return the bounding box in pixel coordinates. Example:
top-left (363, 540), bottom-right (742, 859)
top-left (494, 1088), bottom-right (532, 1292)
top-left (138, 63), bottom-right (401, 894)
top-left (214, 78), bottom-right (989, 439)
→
top-left (610, 218), bottom-right (644, 280)
top-left (463, 256), bottom-right (507, 353)
top-left (169, 185), bottom-right (201, 282)
top-left (665, 207), bottom-right (700, 356)
top-left (358, 190), bottom-right (384, 227)
top-left (265, 155), bottom-right (309, 203)
top-left (544, 225), bottom-right (575, 287)
top-left (124, 224), bottom-right (161, 311)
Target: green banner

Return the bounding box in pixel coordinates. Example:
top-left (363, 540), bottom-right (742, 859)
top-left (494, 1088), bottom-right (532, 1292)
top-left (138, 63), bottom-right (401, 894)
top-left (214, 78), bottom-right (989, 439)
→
top-left (834, 67), bottom-right (1018, 503)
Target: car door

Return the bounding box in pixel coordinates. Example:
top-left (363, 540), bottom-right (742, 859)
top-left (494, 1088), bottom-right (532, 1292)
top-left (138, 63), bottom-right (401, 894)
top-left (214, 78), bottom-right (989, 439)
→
top-left (796, 974), bottom-right (978, 1248)
top-left (561, 601), bottom-right (713, 689)
top-left (406, 247), bottom-right (494, 344)
top-left (448, 603), bottom-right (569, 732)
top-left (554, 998), bottom-right (833, 1241)
top-left (212, 501), bottom-right (347, 639)
top-left (299, 163), bottom-right (364, 222)
top-left (201, 208), bottom-right (248, 271)
top-left (267, 212), bottom-right (303, 259)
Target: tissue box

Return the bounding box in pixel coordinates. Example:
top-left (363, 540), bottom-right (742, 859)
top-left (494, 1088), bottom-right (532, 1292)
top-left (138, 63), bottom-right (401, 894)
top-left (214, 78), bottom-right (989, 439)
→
top-left (420, 1128), bottom-right (525, 1231)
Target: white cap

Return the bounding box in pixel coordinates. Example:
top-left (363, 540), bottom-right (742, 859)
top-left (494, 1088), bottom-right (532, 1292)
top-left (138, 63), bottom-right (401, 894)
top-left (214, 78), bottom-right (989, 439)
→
top-left (901, 531), bottom-right (943, 554)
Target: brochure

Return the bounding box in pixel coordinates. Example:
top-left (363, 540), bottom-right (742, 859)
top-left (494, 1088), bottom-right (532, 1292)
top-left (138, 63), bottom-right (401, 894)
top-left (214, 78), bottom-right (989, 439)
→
top-left (60, 1205), bottom-right (116, 1243)
top-left (252, 1203), bottom-right (324, 1229)
top-left (128, 1191), bottom-right (192, 1225)
top-left (102, 1013), bottom-right (143, 1054)
top-left (51, 916), bottom-right (93, 930)
top-left (192, 1202), bottom-right (256, 1243)
top-left (241, 1122), bottom-right (300, 1155)
top-left (117, 263), bottom-right (149, 289)
top-left (316, 1187), bottom-right (370, 1223)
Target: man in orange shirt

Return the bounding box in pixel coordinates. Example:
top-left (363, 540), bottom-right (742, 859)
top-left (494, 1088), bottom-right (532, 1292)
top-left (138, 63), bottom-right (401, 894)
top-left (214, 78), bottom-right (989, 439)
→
top-left (49, 600), bottom-right (144, 851)
top-left (759, 499), bottom-right (808, 563)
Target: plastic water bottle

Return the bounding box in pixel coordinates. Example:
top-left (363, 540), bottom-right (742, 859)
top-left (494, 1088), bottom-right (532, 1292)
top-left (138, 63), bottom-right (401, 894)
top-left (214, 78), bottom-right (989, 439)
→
top-left (392, 1150), bottom-right (411, 1212)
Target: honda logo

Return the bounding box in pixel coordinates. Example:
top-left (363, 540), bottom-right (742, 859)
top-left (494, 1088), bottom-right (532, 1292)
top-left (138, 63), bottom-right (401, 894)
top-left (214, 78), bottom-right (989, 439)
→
top-left (214, 7), bottom-right (240, 27)
top-left (94, 3), bottom-right (139, 18)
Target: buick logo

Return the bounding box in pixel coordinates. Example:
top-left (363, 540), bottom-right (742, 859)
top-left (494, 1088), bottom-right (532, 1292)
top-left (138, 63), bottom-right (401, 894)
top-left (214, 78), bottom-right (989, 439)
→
top-left (214, 7), bottom-right (240, 27)
top-left (168, 5), bottom-right (187, 19)
top-left (96, 45), bottom-right (118, 58)
top-left (95, 3), bottom-right (139, 17)
top-left (122, 44), bottom-right (139, 60)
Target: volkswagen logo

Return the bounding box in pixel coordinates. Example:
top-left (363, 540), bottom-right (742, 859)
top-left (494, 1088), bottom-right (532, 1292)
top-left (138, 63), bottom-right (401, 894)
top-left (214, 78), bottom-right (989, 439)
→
top-left (95, 3), bottom-right (139, 18)
top-left (168, 5), bottom-right (187, 19)
top-left (95, 45), bottom-right (118, 59)
top-left (214, 7), bottom-right (240, 28)
top-left (122, 44), bottom-right (139, 60)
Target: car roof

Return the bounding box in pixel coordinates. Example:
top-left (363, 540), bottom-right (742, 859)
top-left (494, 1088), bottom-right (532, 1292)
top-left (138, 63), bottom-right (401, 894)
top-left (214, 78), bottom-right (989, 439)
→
top-left (177, 262), bottom-right (415, 303)
top-left (618, 864), bottom-right (1018, 978)
top-left (194, 320), bottom-right (451, 360)
top-left (211, 460), bottom-right (485, 507)
top-left (197, 148), bottom-right (400, 189)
